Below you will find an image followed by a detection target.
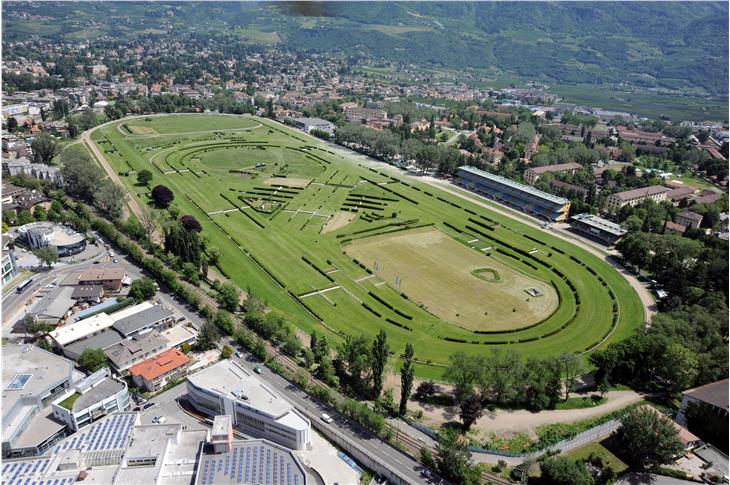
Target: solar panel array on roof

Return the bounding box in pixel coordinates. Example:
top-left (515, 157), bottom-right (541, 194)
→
top-left (199, 442), bottom-right (303, 485)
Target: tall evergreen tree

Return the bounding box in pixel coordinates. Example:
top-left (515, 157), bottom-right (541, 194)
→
top-left (371, 330), bottom-right (388, 398)
top-left (399, 343), bottom-right (414, 415)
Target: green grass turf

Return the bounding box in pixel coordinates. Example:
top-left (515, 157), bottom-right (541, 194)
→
top-left (565, 440), bottom-right (629, 473)
top-left (91, 114), bottom-right (644, 380)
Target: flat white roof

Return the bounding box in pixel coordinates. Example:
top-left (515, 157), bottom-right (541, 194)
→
top-left (188, 360), bottom-right (309, 431)
top-left (50, 312), bottom-right (115, 347)
top-left (109, 301), bottom-right (153, 321)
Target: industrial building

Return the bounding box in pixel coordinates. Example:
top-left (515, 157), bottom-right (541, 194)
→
top-left (456, 166), bottom-right (572, 222)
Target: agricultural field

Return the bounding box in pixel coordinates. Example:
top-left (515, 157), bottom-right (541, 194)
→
top-left (91, 114), bottom-right (644, 379)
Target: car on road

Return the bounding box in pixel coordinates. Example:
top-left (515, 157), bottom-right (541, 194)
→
top-left (253, 365), bottom-right (263, 374)
top-left (235, 351), bottom-right (242, 358)
top-left (142, 402), bottom-right (156, 410)
top-left (93, 261), bottom-right (100, 264)
top-left (113, 259), bottom-right (119, 263)
top-left (320, 413), bottom-right (333, 424)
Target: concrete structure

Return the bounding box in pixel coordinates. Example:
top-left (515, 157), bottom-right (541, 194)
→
top-left (675, 211), bottom-right (704, 230)
top-left (16, 222), bottom-right (86, 257)
top-left (524, 162), bottom-right (582, 185)
top-left (676, 379), bottom-right (729, 427)
top-left (128, 348), bottom-right (191, 392)
top-left (605, 185), bottom-right (670, 211)
top-left (105, 329), bottom-right (169, 372)
top-left (2, 235), bottom-right (18, 287)
top-left (51, 368), bottom-right (130, 432)
top-left (187, 360), bottom-right (312, 450)
top-left (571, 213), bottom-right (627, 246)
top-left (290, 117), bottom-right (335, 135)
top-left (2, 345), bottom-right (75, 458)
top-left (457, 166), bottom-right (571, 222)
top-left (78, 266), bottom-right (127, 291)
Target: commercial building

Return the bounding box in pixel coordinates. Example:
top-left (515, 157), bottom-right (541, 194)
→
top-left (62, 329), bottom-right (123, 361)
top-left (570, 213), bottom-right (627, 246)
top-left (2, 235), bottom-right (18, 287)
top-left (523, 162), bottom-right (582, 185)
top-left (675, 211), bottom-right (704, 230)
top-left (2, 345), bottom-right (75, 458)
top-left (49, 312), bottom-right (116, 348)
top-left (111, 302), bottom-right (175, 338)
top-left (187, 360), bottom-right (312, 450)
top-left (51, 368), bottom-right (130, 432)
top-left (290, 117), bottom-right (335, 135)
top-left (128, 348), bottom-right (191, 392)
top-left (195, 415), bottom-right (308, 485)
top-left (16, 222), bottom-right (86, 257)
top-left (456, 166), bottom-right (571, 222)
top-left (70, 285), bottom-right (105, 303)
top-left (78, 266), bottom-right (127, 291)
top-left (28, 286), bottom-right (76, 326)
top-left (605, 185), bottom-right (670, 211)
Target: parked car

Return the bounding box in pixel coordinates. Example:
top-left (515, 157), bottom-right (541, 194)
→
top-left (235, 351), bottom-right (242, 358)
top-left (143, 402), bottom-right (156, 410)
top-left (321, 413), bottom-right (333, 424)
top-left (253, 366), bottom-right (263, 374)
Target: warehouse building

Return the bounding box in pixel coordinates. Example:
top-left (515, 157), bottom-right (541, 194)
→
top-left (456, 166), bottom-right (571, 222)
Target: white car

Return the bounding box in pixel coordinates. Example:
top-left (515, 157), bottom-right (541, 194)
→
top-left (321, 413), bottom-right (333, 424)
top-left (156, 416), bottom-right (167, 424)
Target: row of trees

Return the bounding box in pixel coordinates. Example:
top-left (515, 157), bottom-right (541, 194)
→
top-left (60, 146), bottom-right (127, 219)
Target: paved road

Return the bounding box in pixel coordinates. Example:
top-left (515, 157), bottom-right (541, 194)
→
top-left (222, 338), bottom-right (433, 484)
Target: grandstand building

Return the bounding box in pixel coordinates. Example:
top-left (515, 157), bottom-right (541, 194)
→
top-left (187, 360), bottom-right (311, 450)
top-left (456, 166), bottom-right (572, 222)
top-left (570, 213), bottom-right (627, 246)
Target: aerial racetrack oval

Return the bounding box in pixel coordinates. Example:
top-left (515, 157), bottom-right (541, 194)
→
top-left (89, 113), bottom-right (645, 379)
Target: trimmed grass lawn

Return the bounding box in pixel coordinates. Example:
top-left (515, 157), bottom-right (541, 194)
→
top-left (554, 396), bottom-right (607, 410)
top-left (566, 440), bottom-right (629, 473)
top-left (58, 392), bottom-right (81, 411)
top-left (90, 114), bottom-right (644, 379)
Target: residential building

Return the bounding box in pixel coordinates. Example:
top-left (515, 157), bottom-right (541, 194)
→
top-left (16, 222), bottom-right (86, 257)
top-left (61, 329), bottom-right (123, 361)
top-left (28, 286), bottom-right (76, 326)
top-left (104, 329), bottom-right (169, 372)
top-left (675, 211), bottom-right (704, 229)
top-left (2, 345), bottom-right (75, 458)
top-left (550, 180), bottom-right (588, 200)
top-left (605, 185), bottom-right (670, 211)
top-left (187, 359), bottom-right (312, 450)
top-left (524, 162), bottom-right (583, 185)
top-left (111, 302), bottom-right (176, 338)
top-left (3, 157), bottom-right (63, 184)
top-left (290, 117), bottom-right (335, 135)
top-left (2, 235), bottom-right (18, 287)
top-left (456, 166), bottom-right (571, 222)
top-left (128, 348), bottom-right (191, 392)
top-left (343, 106), bottom-right (387, 123)
top-left (70, 285), bottom-right (104, 303)
top-left (50, 368), bottom-right (130, 431)
top-left (570, 213), bottom-right (627, 246)
top-left (666, 186), bottom-right (696, 204)
top-left (676, 379), bottom-right (729, 427)
top-left (78, 267), bottom-right (127, 291)
top-left (694, 189), bottom-right (722, 205)
top-left (663, 220), bottom-right (687, 235)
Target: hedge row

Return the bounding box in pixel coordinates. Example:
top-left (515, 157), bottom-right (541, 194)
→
top-left (385, 318), bottom-right (413, 332)
top-left (302, 255), bottom-right (334, 282)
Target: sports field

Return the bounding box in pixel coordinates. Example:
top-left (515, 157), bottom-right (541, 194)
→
top-left (90, 114), bottom-right (644, 379)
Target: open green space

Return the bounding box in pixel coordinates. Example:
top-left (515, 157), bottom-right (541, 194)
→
top-left (91, 114), bottom-right (644, 379)
top-left (565, 440), bottom-right (629, 473)
top-left (58, 392), bottom-right (81, 411)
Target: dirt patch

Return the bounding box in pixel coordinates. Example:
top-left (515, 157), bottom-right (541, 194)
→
top-left (322, 211), bottom-right (357, 234)
top-left (263, 177), bottom-right (312, 188)
top-left (126, 125), bottom-right (159, 135)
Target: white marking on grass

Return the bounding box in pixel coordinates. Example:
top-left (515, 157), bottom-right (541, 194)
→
top-left (467, 239), bottom-right (479, 243)
top-left (299, 285), bottom-right (341, 298)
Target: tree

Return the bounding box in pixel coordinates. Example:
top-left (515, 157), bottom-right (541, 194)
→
top-left (197, 320), bottom-right (220, 351)
top-left (337, 334), bottom-right (371, 392)
top-left (128, 277), bottom-right (157, 302)
top-left (93, 180), bottom-right (127, 219)
top-left (400, 343), bottom-right (415, 415)
top-left (616, 231), bottom-right (653, 270)
top-left (654, 342), bottom-right (698, 394)
top-left (435, 429), bottom-right (481, 484)
top-left (180, 214), bottom-right (202, 233)
top-left (617, 407), bottom-right (684, 469)
top-left (540, 456), bottom-right (594, 485)
top-left (267, 98), bottom-right (274, 118)
top-left (7, 117), bottom-right (18, 132)
top-left (136, 169), bottom-right (153, 186)
top-left (60, 147), bottom-right (104, 200)
top-left (371, 329), bottom-right (388, 398)
top-left (481, 349), bottom-right (520, 404)
top-left (221, 344), bottom-right (233, 359)
top-left (459, 393), bottom-right (484, 431)
top-left (560, 353), bottom-right (583, 400)
top-left (217, 282), bottom-right (240, 312)
top-left (415, 380), bottom-right (437, 400)
top-left (77, 348), bottom-right (108, 373)
top-left (151, 184), bottom-right (174, 208)
top-left (33, 246), bottom-right (59, 268)
top-left (31, 132), bottom-right (59, 164)
top-left (444, 352), bottom-right (480, 403)
top-left (139, 206), bottom-right (164, 242)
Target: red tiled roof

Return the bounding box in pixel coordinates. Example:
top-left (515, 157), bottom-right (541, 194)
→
top-left (128, 348), bottom-right (190, 381)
